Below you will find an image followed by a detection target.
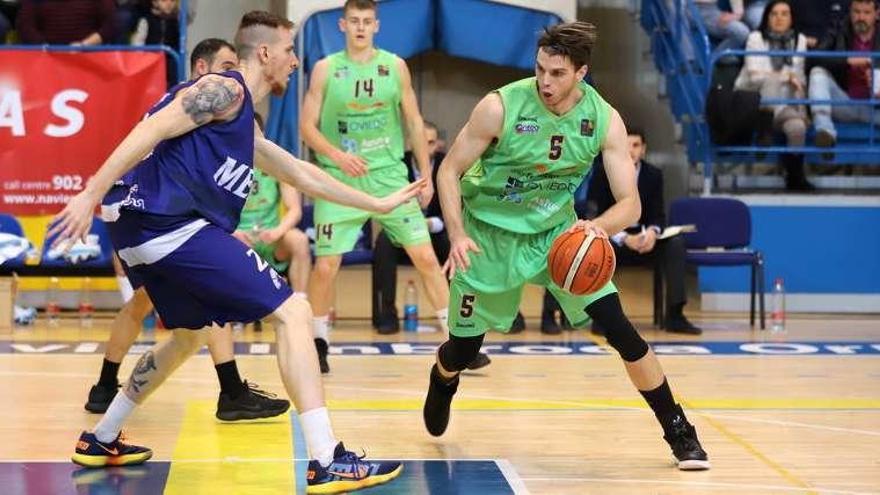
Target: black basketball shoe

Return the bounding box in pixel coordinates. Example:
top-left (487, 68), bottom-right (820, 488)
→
top-left (661, 405), bottom-right (711, 470)
top-left (423, 364), bottom-right (459, 436)
top-left (215, 381), bottom-right (291, 421)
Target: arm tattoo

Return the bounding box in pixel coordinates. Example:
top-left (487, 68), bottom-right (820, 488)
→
top-left (181, 78), bottom-right (242, 125)
top-left (127, 350), bottom-right (157, 394)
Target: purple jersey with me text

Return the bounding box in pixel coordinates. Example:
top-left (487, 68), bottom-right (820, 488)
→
top-left (104, 70), bottom-right (255, 232)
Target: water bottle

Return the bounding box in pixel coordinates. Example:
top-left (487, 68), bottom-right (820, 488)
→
top-left (404, 280), bottom-right (419, 332)
top-left (78, 277), bottom-right (94, 327)
top-left (771, 278), bottom-right (785, 333)
top-left (143, 310), bottom-right (156, 331)
top-left (46, 276), bottom-right (60, 326)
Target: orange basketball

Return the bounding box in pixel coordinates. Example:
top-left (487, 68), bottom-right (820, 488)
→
top-left (548, 229), bottom-right (616, 295)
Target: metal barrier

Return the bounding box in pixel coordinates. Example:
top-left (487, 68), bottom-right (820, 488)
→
top-left (707, 49), bottom-right (880, 156)
top-left (642, 0), bottom-right (880, 193)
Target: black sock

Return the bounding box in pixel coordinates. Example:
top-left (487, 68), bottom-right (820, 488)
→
top-left (98, 359), bottom-right (120, 387)
top-left (639, 377), bottom-right (678, 419)
top-left (215, 361), bottom-right (246, 399)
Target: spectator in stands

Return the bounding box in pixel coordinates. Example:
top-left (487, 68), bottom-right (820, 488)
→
top-left (587, 128), bottom-right (701, 335)
top-left (695, 0), bottom-right (751, 56)
top-left (131, 0), bottom-right (179, 86)
top-left (792, 0), bottom-right (850, 47)
top-left (808, 0), bottom-right (880, 150)
top-left (735, 0), bottom-right (814, 190)
top-left (17, 0), bottom-right (114, 45)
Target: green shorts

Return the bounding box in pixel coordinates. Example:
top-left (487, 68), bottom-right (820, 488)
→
top-left (448, 211), bottom-right (617, 338)
top-left (314, 166), bottom-right (429, 256)
top-left (251, 241), bottom-right (289, 273)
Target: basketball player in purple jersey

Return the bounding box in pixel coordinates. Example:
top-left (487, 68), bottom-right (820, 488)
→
top-left (54, 11), bottom-right (412, 493)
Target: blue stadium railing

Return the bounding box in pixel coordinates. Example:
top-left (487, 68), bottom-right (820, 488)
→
top-left (642, 0), bottom-right (880, 193)
top-left (0, 0), bottom-right (189, 83)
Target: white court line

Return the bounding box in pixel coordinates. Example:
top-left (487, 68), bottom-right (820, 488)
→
top-left (2, 369), bottom-right (879, 437)
top-left (8, 457), bottom-right (502, 463)
top-left (517, 476), bottom-right (879, 495)
top-left (323, 383), bottom-right (880, 437)
top-left (496, 459), bottom-right (531, 495)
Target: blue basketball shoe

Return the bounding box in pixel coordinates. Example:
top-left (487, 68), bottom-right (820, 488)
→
top-left (71, 431), bottom-right (152, 468)
top-left (306, 442), bottom-right (402, 494)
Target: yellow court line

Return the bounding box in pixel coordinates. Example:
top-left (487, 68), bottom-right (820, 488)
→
top-left (164, 400), bottom-right (295, 495)
top-left (682, 398), bottom-right (818, 495)
top-left (325, 397), bottom-right (880, 411)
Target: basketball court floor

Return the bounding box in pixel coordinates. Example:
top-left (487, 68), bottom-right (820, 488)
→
top-left (1, 284), bottom-right (878, 494)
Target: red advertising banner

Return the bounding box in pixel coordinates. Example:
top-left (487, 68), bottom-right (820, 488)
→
top-left (0, 51), bottom-right (166, 215)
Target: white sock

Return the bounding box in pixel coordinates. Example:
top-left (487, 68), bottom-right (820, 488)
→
top-left (313, 315), bottom-right (329, 342)
top-left (117, 276), bottom-right (134, 303)
top-left (300, 407), bottom-right (338, 466)
top-left (436, 308), bottom-right (449, 333)
top-left (94, 393), bottom-right (137, 443)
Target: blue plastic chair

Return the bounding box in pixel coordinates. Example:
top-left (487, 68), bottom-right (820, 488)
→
top-left (669, 197), bottom-right (765, 328)
top-left (0, 213), bottom-right (28, 268)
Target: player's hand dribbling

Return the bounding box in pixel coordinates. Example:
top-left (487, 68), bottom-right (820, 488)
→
top-left (375, 178), bottom-right (427, 213)
top-left (566, 219), bottom-right (608, 238)
top-left (443, 235), bottom-right (481, 279)
top-left (331, 149), bottom-right (368, 177)
top-left (47, 189), bottom-right (100, 249)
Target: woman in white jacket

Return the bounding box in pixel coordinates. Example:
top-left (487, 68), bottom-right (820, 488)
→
top-left (735, 0), bottom-right (814, 190)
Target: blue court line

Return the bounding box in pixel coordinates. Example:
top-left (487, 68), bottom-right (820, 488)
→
top-left (3, 340), bottom-right (880, 356)
top-left (290, 413), bottom-right (307, 495)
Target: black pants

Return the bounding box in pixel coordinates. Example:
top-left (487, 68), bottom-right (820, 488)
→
top-left (371, 230), bottom-right (450, 327)
top-left (614, 235), bottom-right (688, 311)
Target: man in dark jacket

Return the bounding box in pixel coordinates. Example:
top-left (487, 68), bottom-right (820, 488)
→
top-left (808, 0), bottom-right (880, 147)
top-left (793, 0), bottom-right (850, 47)
top-left (587, 129), bottom-right (700, 334)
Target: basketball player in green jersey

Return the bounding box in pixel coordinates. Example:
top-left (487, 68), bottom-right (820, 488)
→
top-left (301, 0), bottom-right (450, 372)
top-left (422, 22), bottom-right (710, 470)
top-left (233, 117), bottom-right (312, 296)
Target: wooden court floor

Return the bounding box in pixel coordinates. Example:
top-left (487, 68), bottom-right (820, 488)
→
top-left (0, 312), bottom-right (878, 494)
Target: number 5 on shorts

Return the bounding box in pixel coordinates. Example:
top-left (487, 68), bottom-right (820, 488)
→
top-left (459, 294), bottom-right (476, 318)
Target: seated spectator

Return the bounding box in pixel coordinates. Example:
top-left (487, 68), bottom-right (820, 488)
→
top-left (694, 0), bottom-right (751, 56)
top-left (735, 0), bottom-right (814, 190)
top-left (808, 0), bottom-right (880, 150)
top-left (131, 0), bottom-right (179, 86)
top-left (792, 0), bottom-right (850, 47)
top-left (587, 128), bottom-right (701, 335)
top-left (16, 0), bottom-right (114, 45)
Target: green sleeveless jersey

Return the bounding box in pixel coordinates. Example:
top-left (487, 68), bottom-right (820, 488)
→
top-left (461, 77), bottom-right (611, 234)
top-left (317, 49), bottom-right (405, 172)
top-left (238, 168), bottom-right (280, 231)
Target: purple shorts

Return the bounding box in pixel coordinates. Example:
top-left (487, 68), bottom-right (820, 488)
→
top-left (106, 211), bottom-right (293, 329)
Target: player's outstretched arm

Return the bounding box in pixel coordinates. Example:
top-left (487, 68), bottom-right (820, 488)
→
top-left (49, 74), bottom-right (245, 244)
top-left (254, 136), bottom-right (425, 214)
top-left (593, 109), bottom-right (641, 235)
top-left (397, 57), bottom-right (433, 208)
top-left (436, 92), bottom-right (502, 275)
top-left (299, 59), bottom-right (367, 177)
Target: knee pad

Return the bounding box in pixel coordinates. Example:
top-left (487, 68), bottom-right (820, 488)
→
top-left (438, 334), bottom-right (485, 372)
top-left (587, 294), bottom-right (649, 362)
